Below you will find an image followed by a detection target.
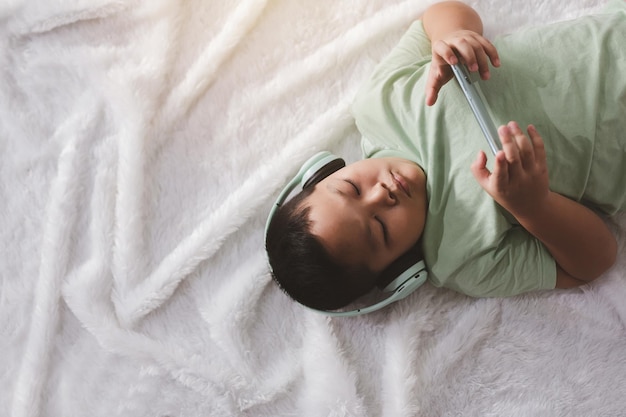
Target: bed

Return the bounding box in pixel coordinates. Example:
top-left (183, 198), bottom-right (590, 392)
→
top-left (2, 0), bottom-right (625, 416)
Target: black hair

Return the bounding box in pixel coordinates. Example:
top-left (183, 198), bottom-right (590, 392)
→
top-left (265, 186), bottom-right (377, 311)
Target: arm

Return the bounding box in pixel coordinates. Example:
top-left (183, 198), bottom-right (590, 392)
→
top-left (421, 1), bottom-right (500, 105)
top-left (471, 121), bottom-right (618, 284)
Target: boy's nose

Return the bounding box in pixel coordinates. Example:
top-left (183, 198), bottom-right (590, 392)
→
top-left (366, 183), bottom-right (396, 207)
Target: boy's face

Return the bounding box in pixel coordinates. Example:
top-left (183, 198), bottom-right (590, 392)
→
top-left (306, 157), bottom-right (427, 274)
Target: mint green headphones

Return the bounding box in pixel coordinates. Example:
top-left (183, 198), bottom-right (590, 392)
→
top-left (265, 152), bottom-right (427, 317)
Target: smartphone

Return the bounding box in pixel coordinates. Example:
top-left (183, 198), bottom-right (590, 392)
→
top-left (450, 61), bottom-right (501, 155)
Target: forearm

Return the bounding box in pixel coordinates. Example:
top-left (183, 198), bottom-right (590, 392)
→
top-left (514, 191), bottom-right (617, 281)
top-left (422, 1), bottom-right (484, 42)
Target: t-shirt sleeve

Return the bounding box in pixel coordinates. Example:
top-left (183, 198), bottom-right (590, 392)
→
top-left (351, 20), bottom-right (432, 162)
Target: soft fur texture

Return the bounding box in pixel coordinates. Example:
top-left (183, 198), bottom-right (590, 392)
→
top-left (1, 0), bottom-right (625, 416)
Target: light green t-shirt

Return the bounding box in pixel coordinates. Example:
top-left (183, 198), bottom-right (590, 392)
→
top-left (351, 2), bottom-right (626, 297)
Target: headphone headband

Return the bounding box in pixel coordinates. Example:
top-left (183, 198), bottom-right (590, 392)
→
top-left (264, 152), bottom-right (345, 240)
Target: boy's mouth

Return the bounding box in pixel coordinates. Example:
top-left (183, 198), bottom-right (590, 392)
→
top-left (392, 173), bottom-right (411, 198)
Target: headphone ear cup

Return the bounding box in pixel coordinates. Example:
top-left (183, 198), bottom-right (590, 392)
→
top-left (302, 157), bottom-right (345, 189)
top-left (377, 249), bottom-right (422, 290)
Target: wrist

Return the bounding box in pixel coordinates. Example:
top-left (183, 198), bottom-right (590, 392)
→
top-left (506, 191), bottom-right (553, 227)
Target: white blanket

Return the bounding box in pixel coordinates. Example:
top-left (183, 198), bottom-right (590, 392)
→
top-left (2, 0), bottom-right (625, 416)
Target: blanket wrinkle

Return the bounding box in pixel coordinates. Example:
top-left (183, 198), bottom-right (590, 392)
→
top-left (11, 94), bottom-right (103, 417)
top-left (227, 0), bottom-right (420, 121)
top-left (381, 309), bottom-right (429, 417)
top-left (5, 0), bottom-right (130, 36)
top-left (297, 314), bottom-right (368, 417)
top-left (161, 0), bottom-right (269, 126)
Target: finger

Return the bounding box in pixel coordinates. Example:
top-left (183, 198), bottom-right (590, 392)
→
top-left (476, 36), bottom-right (501, 68)
top-left (425, 62), bottom-right (452, 106)
top-left (498, 125), bottom-right (522, 174)
top-left (527, 124), bottom-right (547, 165)
top-left (459, 35), bottom-right (500, 79)
top-left (471, 36), bottom-right (499, 80)
top-left (508, 121), bottom-right (534, 167)
top-left (425, 86), bottom-right (438, 106)
top-left (425, 66), bottom-right (441, 106)
top-left (474, 47), bottom-right (491, 80)
top-left (464, 35), bottom-right (492, 78)
top-left (491, 149), bottom-right (509, 193)
top-left (470, 150), bottom-right (490, 185)
top-left (432, 39), bottom-right (459, 66)
top-left (452, 39), bottom-right (479, 71)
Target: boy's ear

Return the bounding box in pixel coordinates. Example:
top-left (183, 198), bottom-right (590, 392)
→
top-left (302, 158), bottom-right (345, 189)
top-left (376, 245), bottom-right (423, 289)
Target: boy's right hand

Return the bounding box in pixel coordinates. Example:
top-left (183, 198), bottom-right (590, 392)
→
top-left (425, 30), bottom-right (500, 106)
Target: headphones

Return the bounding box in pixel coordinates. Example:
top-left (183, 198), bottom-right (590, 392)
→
top-left (265, 151), bottom-right (428, 317)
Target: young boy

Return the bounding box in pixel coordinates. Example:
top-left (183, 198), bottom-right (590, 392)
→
top-left (266, 1), bottom-right (625, 311)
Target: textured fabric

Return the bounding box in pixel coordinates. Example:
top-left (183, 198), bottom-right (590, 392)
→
top-left (352, 2), bottom-right (626, 297)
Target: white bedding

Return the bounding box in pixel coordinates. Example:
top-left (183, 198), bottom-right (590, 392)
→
top-left (2, 0), bottom-right (625, 416)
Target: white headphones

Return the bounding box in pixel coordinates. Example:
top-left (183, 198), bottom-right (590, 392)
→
top-left (265, 152), bottom-right (427, 317)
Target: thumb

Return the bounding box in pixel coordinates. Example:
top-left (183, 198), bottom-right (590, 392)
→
top-left (471, 150), bottom-right (490, 186)
top-left (425, 60), bottom-right (452, 106)
top-left (425, 66), bottom-right (442, 106)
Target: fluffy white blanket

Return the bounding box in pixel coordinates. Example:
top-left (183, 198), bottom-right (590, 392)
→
top-left (2, 0), bottom-right (625, 416)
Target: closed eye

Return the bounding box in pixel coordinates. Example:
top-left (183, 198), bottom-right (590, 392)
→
top-left (375, 216), bottom-right (387, 244)
top-left (345, 179), bottom-right (360, 196)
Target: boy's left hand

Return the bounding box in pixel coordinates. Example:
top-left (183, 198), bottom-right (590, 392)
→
top-left (425, 29), bottom-right (500, 106)
top-left (470, 121), bottom-right (550, 220)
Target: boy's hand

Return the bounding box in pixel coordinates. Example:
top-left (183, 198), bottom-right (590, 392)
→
top-left (470, 122), bottom-right (550, 219)
top-left (425, 30), bottom-right (500, 106)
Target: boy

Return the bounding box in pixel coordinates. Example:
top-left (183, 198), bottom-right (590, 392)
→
top-left (266, 1), bottom-right (625, 311)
